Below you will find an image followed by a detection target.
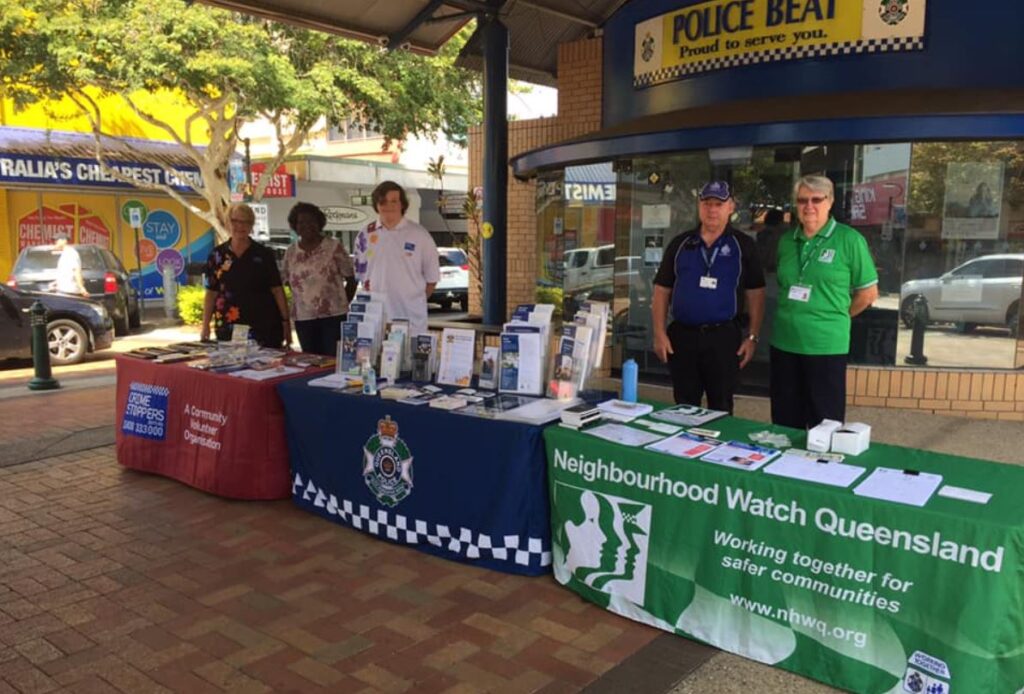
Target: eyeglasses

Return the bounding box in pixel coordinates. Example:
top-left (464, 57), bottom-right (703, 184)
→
top-left (796, 196), bottom-right (829, 206)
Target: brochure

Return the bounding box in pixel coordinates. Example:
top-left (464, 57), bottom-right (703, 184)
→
top-left (583, 422), bottom-right (665, 447)
top-left (645, 432), bottom-right (723, 459)
top-left (340, 321), bottom-right (360, 374)
top-left (700, 441), bottom-right (780, 471)
top-left (650, 405), bottom-right (728, 427)
top-left (478, 345), bottom-right (499, 390)
top-left (379, 340), bottom-right (402, 384)
top-left (499, 332), bottom-right (543, 395)
top-left (596, 399), bottom-right (654, 422)
top-left (436, 328), bottom-right (476, 387)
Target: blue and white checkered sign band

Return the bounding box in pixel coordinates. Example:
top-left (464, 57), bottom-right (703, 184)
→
top-left (635, 35), bottom-right (925, 88)
top-left (293, 473), bottom-right (552, 570)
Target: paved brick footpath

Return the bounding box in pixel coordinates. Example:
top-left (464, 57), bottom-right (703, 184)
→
top-left (0, 384), bottom-right (658, 693)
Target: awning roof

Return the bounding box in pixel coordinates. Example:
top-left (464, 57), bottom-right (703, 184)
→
top-left (198, 0), bottom-right (631, 87)
top-left (0, 126), bottom-right (200, 168)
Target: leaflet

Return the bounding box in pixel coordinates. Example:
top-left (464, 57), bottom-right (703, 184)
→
top-left (646, 432), bottom-right (722, 459)
top-left (499, 332), bottom-right (543, 395)
top-left (853, 467), bottom-right (943, 507)
top-left (937, 485), bottom-right (992, 504)
top-left (649, 405), bottom-right (728, 427)
top-left (583, 422), bottom-right (665, 447)
top-left (700, 441), bottom-right (780, 471)
top-left (763, 449), bottom-right (866, 488)
top-left (436, 328), bottom-right (476, 387)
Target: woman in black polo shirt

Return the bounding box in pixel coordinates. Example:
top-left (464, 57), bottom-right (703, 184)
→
top-left (200, 203), bottom-right (291, 347)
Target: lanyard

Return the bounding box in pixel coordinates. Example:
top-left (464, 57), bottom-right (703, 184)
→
top-left (797, 218), bottom-right (835, 281)
top-left (700, 244), bottom-right (721, 276)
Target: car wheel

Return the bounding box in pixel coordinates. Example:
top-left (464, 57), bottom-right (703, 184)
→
top-left (459, 296), bottom-right (469, 312)
top-left (900, 295), bottom-right (928, 328)
top-left (113, 299), bottom-right (130, 336)
top-left (439, 299), bottom-right (453, 311)
top-left (47, 319), bottom-right (88, 365)
top-left (953, 321), bottom-right (976, 334)
top-left (1007, 302), bottom-right (1020, 338)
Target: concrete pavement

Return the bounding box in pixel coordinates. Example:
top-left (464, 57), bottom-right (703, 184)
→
top-left (1, 332), bottom-right (1022, 692)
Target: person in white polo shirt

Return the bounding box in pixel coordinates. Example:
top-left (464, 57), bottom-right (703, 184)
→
top-left (352, 181), bottom-right (440, 335)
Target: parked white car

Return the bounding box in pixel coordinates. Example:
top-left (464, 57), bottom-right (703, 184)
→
top-left (431, 247), bottom-right (469, 311)
top-left (564, 244), bottom-right (614, 293)
top-left (900, 254), bottom-right (1023, 335)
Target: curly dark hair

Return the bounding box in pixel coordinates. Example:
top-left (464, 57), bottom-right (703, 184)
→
top-left (371, 181), bottom-right (409, 215)
top-left (287, 202), bottom-right (327, 232)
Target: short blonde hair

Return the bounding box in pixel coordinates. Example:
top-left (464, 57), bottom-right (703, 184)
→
top-left (793, 175), bottom-right (834, 200)
top-left (228, 202), bottom-right (256, 225)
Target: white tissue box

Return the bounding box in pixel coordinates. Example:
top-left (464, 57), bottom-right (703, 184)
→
top-left (831, 422), bottom-right (871, 456)
top-left (807, 419), bottom-right (843, 452)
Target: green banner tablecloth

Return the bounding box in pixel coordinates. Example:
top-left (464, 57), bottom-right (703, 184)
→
top-left (544, 415), bottom-right (1024, 694)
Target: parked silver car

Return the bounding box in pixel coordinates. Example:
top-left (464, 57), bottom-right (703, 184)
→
top-left (900, 254), bottom-right (1023, 336)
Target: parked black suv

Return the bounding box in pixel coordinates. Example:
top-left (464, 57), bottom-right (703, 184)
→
top-left (7, 244), bottom-right (141, 336)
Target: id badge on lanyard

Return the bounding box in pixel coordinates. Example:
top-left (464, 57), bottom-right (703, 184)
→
top-left (700, 245), bottom-right (720, 290)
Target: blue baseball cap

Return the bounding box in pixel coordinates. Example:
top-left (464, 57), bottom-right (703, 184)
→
top-left (699, 181), bottom-right (731, 201)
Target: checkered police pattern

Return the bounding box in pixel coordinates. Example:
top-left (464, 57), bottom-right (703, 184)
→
top-left (635, 35), bottom-right (925, 88)
top-left (293, 473), bottom-right (552, 569)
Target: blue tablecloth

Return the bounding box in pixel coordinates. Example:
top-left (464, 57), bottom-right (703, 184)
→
top-left (277, 377), bottom-right (552, 576)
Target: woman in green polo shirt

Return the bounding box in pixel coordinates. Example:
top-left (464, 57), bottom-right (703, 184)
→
top-left (770, 175), bottom-right (879, 429)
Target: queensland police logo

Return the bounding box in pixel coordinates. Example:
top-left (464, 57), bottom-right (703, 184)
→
top-left (641, 33), bottom-right (655, 63)
top-left (362, 416), bottom-right (414, 507)
top-left (879, 0), bottom-right (909, 26)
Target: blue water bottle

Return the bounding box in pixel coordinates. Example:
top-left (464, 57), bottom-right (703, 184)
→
top-left (621, 358), bottom-right (638, 403)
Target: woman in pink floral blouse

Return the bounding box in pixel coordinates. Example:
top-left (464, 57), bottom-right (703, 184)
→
top-left (281, 202), bottom-right (357, 355)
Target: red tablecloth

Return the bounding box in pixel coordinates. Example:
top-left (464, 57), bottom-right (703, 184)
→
top-left (114, 355), bottom-right (317, 500)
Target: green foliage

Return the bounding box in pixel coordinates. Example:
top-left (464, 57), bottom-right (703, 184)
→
top-left (176, 284), bottom-right (205, 325)
top-left (535, 286), bottom-right (564, 321)
top-left (0, 0), bottom-right (482, 235)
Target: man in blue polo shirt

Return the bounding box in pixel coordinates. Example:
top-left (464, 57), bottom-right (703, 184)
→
top-left (652, 181), bottom-right (766, 412)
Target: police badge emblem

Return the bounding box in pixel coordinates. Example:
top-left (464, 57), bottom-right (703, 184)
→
top-left (362, 416), bottom-right (414, 507)
top-left (879, 0), bottom-right (909, 26)
top-left (641, 33), bottom-right (655, 63)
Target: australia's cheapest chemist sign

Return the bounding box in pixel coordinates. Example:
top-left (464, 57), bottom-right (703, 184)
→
top-left (634, 0), bottom-right (928, 87)
top-left (544, 428), bottom-right (1024, 693)
top-left (0, 154), bottom-right (203, 191)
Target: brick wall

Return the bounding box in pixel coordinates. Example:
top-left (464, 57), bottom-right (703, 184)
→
top-left (847, 366), bottom-right (1024, 421)
top-left (468, 37), bottom-right (603, 318)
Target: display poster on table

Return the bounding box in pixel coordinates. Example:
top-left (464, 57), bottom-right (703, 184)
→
top-left (545, 433), bottom-right (1024, 693)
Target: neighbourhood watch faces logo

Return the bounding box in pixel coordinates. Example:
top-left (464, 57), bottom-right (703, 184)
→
top-left (879, 0), bottom-right (910, 26)
top-left (362, 416), bottom-right (414, 507)
top-left (555, 484), bottom-right (652, 605)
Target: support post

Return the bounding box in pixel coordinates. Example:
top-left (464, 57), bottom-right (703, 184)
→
top-left (481, 16), bottom-right (508, 325)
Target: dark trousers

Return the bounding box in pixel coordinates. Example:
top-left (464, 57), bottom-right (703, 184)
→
top-left (295, 314), bottom-right (345, 356)
top-left (667, 321), bottom-right (741, 413)
top-left (769, 346), bottom-right (847, 429)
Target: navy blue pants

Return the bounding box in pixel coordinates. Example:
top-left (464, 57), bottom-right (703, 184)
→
top-left (295, 314), bottom-right (345, 356)
top-left (769, 346), bottom-right (847, 429)
top-left (667, 321), bottom-right (742, 413)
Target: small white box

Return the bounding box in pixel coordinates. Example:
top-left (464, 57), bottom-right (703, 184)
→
top-left (807, 419), bottom-right (843, 452)
top-left (831, 422), bottom-right (871, 456)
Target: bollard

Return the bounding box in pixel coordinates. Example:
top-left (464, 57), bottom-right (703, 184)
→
top-left (28, 300), bottom-right (60, 391)
top-left (161, 264), bottom-right (178, 318)
top-left (904, 295), bottom-right (929, 365)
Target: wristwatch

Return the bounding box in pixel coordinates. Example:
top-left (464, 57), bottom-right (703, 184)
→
top-left (747, 334), bottom-right (759, 343)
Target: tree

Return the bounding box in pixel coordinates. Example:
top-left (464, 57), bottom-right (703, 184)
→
top-left (0, 0), bottom-right (481, 239)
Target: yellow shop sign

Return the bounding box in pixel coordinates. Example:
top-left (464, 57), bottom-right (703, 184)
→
top-left (634, 0), bottom-right (927, 88)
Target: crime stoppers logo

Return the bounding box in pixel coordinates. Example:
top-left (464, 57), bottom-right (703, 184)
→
top-left (554, 484), bottom-right (652, 605)
top-left (879, 0), bottom-right (909, 26)
top-left (640, 33), bottom-right (655, 62)
top-left (362, 416), bottom-right (414, 507)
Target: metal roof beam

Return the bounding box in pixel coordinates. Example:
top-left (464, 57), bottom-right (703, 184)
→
top-left (386, 0), bottom-right (446, 50)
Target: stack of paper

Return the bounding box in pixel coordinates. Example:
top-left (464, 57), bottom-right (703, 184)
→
top-left (499, 329), bottom-right (544, 395)
top-left (583, 422), bottom-right (664, 447)
top-left (763, 450), bottom-right (866, 488)
top-left (700, 442), bottom-right (780, 471)
top-left (646, 432), bottom-right (723, 459)
top-left (852, 467), bottom-right (943, 507)
top-left (574, 300), bottom-right (609, 369)
top-left (429, 395), bottom-right (468, 411)
top-left (596, 399), bottom-right (654, 422)
top-left (650, 405), bottom-right (728, 427)
top-left (386, 319), bottom-right (411, 372)
top-left (498, 396), bottom-right (579, 425)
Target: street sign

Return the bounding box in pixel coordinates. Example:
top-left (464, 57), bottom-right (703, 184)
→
top-left (251, 203), bottom-right (270, 241)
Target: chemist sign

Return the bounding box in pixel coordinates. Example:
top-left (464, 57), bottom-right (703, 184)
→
top-left (0, 154), bottom-right (203, 191)
top-left (634, 0), bottom-right (928, 88)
